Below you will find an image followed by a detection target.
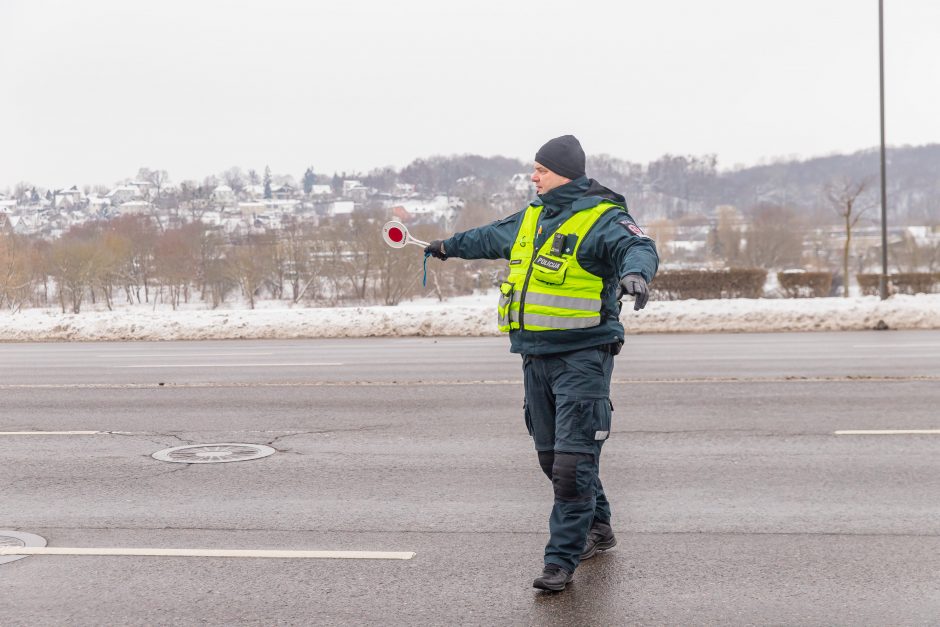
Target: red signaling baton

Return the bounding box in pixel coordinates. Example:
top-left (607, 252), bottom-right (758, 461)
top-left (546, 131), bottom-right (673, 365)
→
top-left (382, 221), bottom-right (429, 249)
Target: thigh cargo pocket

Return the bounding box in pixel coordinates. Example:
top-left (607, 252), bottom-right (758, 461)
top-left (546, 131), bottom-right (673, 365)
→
top-left (583, 398), bottom-right (611, 442)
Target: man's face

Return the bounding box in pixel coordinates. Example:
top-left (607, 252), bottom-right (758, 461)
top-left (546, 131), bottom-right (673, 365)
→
top-left (531, 162), bottom-right (571, 195)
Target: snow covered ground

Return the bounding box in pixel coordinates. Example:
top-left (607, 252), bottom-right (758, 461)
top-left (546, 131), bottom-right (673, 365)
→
top-left (1, 291), bottom-right (938, 342)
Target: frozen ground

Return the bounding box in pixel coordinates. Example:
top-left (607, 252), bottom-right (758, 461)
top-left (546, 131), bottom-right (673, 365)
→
top-left (0, 291), bottom-right (938, 341)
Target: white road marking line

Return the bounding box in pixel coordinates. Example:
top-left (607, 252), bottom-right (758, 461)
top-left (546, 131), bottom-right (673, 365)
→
top-left (851, 343), bottom-right (940, 348)
top-left (101, 353), bottom-right (277, 358)
top-left (642, 353), bottom-right (940, 361)
top-left (118, 362), bottom-right (343, 368)
top-left (834, 429), bottom-right (940, 435)
top-left (0, 431), bottom-right (131, 436)
top-left (0, 547), bottom-right (415, 560)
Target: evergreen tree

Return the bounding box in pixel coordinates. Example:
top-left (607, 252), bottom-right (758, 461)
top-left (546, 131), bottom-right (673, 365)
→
top-left (303, 167), bottom-right (316, 195)
top-left (263, 166), bottom-right (272, 199)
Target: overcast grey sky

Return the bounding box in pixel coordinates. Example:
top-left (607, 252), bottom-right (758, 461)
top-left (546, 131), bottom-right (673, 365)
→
top-left (2, 0), bottom-right (938, 190)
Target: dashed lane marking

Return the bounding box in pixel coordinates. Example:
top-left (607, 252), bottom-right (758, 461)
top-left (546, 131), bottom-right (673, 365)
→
top-left (0, 431), bottom-right (131, 436)
top-left (834, 429), bottom-right (940, 435)
top-left (100, 353), bottom-right (277, 358)
top-left (0, 547), bottom-right (415, 560)
top-left (117, 362), bottom-right (344, 368)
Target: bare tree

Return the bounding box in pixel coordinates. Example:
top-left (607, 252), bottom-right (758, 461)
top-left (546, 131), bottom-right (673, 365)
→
top-left (95, 231), bottom-right (132, 310)
top-left (223, 167), bottom-right (246, 196)
top-left (278, 218), bottom-right (320, 303)
top-left (137, 168), bottom-right (170, 205)
top-left (48, 236), bottom-right (100, 313)
top-left (109, 214), bottom-right (158, 303)
top-left (153, 225), bottom-right (201, 309)
top-left (742, 205), bottom-right (804, 269)
top-left (893, 230), bottom-right (940, 273)
top-left (707, 205), bottom-right (742, 266)
top-left (0, 232), bottom-right (35, 311)
top-left (826, 177), bottom-right (874, 297)
top-left (645, 219), bottom-right (676, 264)
top-left (226, 235), bottom-right (274, 309)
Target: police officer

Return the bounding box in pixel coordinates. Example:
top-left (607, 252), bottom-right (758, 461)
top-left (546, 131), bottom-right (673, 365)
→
top-left (424, 135), bottom-right (659, 591)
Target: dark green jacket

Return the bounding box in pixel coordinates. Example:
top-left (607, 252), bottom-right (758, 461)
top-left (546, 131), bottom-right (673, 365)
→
top-left (443, 176), bottom-right (659, 355)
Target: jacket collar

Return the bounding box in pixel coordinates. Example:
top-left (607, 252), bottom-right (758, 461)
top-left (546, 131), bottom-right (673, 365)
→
top-left (532, 176), bottom-right (590, 214)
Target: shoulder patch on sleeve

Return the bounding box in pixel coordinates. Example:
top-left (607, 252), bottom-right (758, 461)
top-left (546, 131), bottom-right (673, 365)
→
top-left (617, 218), bottom-right (644, 236)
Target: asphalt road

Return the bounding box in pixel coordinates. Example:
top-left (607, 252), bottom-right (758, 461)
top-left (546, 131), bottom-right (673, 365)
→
top-left (2, 331), bottom-right (939, 625)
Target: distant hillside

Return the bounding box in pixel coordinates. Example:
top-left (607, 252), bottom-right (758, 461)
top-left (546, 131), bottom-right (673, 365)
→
top-left (396, 144), bottom-right (940, 225)
top-left (718, 144), bottom-right (940, 224)
top-left (602, 144), bottom-right (940, 224)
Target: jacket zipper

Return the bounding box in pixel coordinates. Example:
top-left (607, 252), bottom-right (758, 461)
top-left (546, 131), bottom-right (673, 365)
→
top-left (519, 213), bottom-right (560, 330)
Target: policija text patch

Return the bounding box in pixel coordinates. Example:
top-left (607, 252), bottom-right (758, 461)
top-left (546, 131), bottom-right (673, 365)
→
top-left (533, 255), bottom-right (563, 271)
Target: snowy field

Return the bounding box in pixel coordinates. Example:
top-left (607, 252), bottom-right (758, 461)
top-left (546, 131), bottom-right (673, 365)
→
top-left (0, 291), bottom-right (938, 341)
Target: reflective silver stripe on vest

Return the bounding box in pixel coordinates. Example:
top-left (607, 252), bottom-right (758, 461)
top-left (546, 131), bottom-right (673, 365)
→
top-left (523, 292), bottom-right (601, 313)
top-left (522, 312), bottom-right (601, 329)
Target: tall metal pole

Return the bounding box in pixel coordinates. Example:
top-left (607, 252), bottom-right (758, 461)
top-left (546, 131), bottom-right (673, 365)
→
top-left (878, 0), bottom-right (889, 299)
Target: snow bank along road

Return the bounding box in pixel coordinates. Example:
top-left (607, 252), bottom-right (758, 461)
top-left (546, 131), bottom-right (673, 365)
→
top-left (0, 293), bottom-right (938, 342)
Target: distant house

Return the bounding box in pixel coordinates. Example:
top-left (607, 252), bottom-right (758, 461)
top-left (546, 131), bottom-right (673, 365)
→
top-left (54, 186), bottom-right (83, 208)
top-left (272, 184), bottom-right (295, 200)
top-left (327, 201), bottom-right (355, 217)
top-left (906, 225), bottom-right (940, 246)
top-left (244, 184), bottom-right (265, 199)
top-left (106, 185), bottom-right (141, 205)
top-left (390, 206), bottom-right (412, 222)
top-left (212, 184), bottom-right (236, 207)
top-left (397, 195), bottom-right (460, 224)
top-left (237, 200), bottom-right (266, 218)
top-left (127, 180), bottom-right (153, 197)
top-left (347, 186), bottom-right (370, 202)
top-left (86, 195), bottom-right (111, 215)
top-left (310, 184), bottom-right (332, 196)
top-left (115, 200), bottom-right (153, 215)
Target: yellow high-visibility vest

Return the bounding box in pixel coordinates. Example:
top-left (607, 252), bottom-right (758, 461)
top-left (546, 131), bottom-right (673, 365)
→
top-left (498, 201), bottom-right (618, 332)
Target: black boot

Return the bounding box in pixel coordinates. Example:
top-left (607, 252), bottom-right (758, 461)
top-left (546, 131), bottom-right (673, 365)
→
top-left (533, 564), bottom-right (573, 591)
top-left (580, 520), bottom-right (617, 560)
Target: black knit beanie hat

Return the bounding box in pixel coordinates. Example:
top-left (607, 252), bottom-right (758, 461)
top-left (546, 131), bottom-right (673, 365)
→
top-left (535, 135), bottom-right (586, 180)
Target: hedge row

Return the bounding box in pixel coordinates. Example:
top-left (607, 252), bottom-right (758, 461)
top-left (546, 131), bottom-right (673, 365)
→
top-left (650, 268), bottom-right (767, 300)
top-left (647, 269), bottom-right (939, 300)
top-left (777, 272), bottom-right (833, 298)
top-left (857, 273), bottom-right (940, 296)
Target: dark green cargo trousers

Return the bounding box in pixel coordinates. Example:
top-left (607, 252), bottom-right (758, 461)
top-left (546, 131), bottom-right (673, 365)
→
top-left (522, 345), bottom-right (614, 572)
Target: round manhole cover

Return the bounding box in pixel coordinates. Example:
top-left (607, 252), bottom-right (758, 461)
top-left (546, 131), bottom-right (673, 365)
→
top-left (152, 443), bottom-right (276, 464)
top-left (0, 531), bottom-right (47, 566)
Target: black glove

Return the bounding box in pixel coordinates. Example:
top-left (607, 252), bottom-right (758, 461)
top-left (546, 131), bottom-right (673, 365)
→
top-left (424, 240), bottom-right (448, 260)
top-left (619, 274), bottom-right (649, 311)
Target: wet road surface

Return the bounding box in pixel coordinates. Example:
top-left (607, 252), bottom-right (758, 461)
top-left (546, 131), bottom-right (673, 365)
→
top-left (2, 331), bottom-right (939, 624)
